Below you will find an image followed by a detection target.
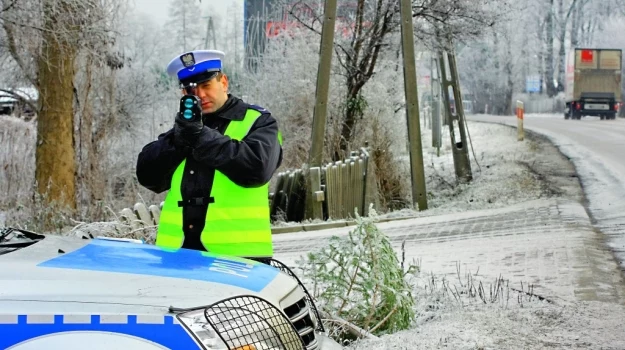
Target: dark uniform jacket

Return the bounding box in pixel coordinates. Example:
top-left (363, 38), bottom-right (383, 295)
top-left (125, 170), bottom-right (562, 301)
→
top-left (136, 94), bottom-right (283, 251)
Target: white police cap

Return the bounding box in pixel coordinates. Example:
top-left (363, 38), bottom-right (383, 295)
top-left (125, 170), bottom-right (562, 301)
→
top-left (166, 50), bottom-right (225, 85)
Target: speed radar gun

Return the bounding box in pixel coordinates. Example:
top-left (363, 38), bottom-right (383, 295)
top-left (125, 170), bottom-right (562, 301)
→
top-left (179, 83), bottom-right (202, 123)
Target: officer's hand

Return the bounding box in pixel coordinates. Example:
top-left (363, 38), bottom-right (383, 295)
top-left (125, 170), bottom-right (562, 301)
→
top-left (174, 113), bottom-right (203, 151)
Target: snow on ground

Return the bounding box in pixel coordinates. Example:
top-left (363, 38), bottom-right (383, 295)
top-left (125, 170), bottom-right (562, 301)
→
top-left (292, 116), bottom-right (625, 349)
top-left (347, 296), bottom-right (625, 349)
top-left (341, 114), bottom-right (625, 350)
top-left (470, 113), bottom-right (625, 270)
top-left (378, 119), bottom-right (569, 219)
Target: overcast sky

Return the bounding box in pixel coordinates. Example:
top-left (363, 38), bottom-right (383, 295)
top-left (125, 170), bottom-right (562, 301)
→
top-left (130, 0), bottom-right (241, 22)
top-left (129, 0), bottom-right (245, 36)
top-left (129, 0), bottom-right (246, 57)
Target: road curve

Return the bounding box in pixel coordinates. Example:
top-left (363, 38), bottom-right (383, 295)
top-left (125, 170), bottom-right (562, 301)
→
top-left (468, 114), bottom-right (625, 270)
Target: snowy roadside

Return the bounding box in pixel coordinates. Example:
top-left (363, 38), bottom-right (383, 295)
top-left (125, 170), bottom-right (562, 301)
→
top-left (272, 119), bottom-right (579, 229)
top-left (376, 119), bottom-right (581, 219)
top-left (289, 120), bottom-right (625, 349)
top-left (347, 296), bottom-right (625, 349)
top-left (469, 113), bottom-right (625, 269)
top-left (399, 120), bottom-right (576, 213)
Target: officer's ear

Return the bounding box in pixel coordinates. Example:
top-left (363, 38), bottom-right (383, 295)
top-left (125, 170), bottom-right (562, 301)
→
top-left (219, 73), bottom-right (229, 93)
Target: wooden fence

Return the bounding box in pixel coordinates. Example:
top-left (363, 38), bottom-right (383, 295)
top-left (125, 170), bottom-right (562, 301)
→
top-left (269, 147), bottom-right (376, 222)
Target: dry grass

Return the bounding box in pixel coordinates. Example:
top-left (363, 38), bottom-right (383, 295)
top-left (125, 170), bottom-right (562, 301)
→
top-left (0, 115), bottom-right (161, 232)
top-left (368, 118), bottom-right (410, 212)
top-left (0, 116), bottom-right (35, 208)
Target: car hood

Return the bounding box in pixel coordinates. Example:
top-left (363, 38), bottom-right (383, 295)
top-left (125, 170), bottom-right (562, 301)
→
top-left (0, 234), bottom-right (298, 314)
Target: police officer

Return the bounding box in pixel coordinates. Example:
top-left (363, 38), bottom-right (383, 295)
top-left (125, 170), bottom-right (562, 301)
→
top-left (136, 50), bottom-right (282, 260)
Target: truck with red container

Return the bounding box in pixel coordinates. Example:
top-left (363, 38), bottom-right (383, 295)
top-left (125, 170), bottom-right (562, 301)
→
top-left (564, 48), bottom-right (622, 120)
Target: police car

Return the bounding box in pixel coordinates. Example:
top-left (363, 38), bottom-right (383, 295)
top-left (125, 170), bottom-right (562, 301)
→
top-left (0, 227), bottom-right (342, 350)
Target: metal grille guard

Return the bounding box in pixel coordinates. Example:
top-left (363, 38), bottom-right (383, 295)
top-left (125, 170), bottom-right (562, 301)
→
top-left (204, 295), bottom-right (306, 350)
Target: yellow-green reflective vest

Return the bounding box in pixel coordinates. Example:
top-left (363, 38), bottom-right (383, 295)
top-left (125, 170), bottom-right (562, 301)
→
top-left (156, 109), bottom-right (279, 257)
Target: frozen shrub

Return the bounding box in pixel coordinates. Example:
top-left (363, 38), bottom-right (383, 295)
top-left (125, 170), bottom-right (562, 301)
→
top-left (297, 210), bottom-right (418, 341)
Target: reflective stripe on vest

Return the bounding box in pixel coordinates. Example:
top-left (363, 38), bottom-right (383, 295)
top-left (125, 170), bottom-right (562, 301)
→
top-left (156, 109), bottom-right (275, 257)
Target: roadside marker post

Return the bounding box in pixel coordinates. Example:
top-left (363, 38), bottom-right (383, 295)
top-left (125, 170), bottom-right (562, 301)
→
top-left (517, 100), bottom-right (524, 141)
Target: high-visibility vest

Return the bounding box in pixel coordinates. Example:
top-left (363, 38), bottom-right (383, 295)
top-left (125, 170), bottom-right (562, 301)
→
top-left (156, 108), bottom-right (278, 257)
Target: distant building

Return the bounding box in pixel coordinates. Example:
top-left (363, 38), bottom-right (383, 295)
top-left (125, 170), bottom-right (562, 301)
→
top-left (243, 0), bottom-right (277, 70)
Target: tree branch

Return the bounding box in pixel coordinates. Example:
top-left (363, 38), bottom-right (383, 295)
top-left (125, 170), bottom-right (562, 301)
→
top-left (1, 0), bottom-right (18, 13)
top-left (1, 22), bottom-right (38, 88)
top-left (0, 16), bottom-right (56, 33)
top-left (286, 6), bottom-right (322, 36)
top-left (0, 88), bottom-right (38, 115)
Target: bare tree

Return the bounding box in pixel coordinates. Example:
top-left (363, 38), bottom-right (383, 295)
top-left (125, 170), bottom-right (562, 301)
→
top-left (167, 0), bottom-right (204, 52)
top-left (0, 0), bottom-right (122, 218)
top-left (555, 0), bottom-right (589, 91)
top-left (551, 0), bottom-right (625, 93)
top-left (286, 0), bottom-right (507, 160)
top-left (543, 0), bottom-right (557, 97)
top-left (573, 0), bottom-right (625, 46)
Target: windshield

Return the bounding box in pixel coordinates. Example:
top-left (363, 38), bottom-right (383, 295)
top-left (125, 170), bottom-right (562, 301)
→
top-left (0, 227), bottom-right (45, 256)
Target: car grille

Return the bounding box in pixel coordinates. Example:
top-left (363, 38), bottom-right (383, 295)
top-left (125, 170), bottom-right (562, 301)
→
top-left (268, 258), bottom-right (324, 350)
top-left (283, 297), bottom-right (319, 350)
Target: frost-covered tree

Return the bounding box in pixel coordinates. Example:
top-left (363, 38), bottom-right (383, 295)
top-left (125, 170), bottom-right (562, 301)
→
top-left (456, 0), bottom-right (625, 112)
top-left (166, 0), bottom-right (205, 52)
top-left (71, 11), bottom-right (181, 218)
top-left (0, 0), bottom-right (189, 225)
top-left (0, 0), bottom-right (123, 217)
top-left (281, 0), bottom-right (509, 159)
top-left (237, 28), bottom-right (324, 169)
top-left (456, 1), bottom-right (530, 115)
top-left (524, 0), bottom-right (625, 97)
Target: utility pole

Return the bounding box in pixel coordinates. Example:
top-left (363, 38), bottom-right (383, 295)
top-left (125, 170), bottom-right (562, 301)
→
top-left (203, 16), bottom-right (216, 49)
top-left (308, 0), bottom-right (337, 167)
top-left (399, 0), bottom-right (428, 210)
top-left (305, 0), bottom-right (338, 219)
top-left (430, 54), bottom-right (442, 156)
top-left (438, 45), bottom-right (473, 183)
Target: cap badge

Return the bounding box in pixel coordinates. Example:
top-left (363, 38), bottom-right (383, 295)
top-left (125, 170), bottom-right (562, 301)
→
top-left (180, 53), bottom-right (195, 68)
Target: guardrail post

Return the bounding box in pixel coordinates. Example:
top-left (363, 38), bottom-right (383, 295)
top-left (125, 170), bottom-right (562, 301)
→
top-left (517, 100), bottom-right (524, 141)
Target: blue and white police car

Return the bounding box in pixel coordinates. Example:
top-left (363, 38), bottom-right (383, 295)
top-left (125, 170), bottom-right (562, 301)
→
top-left (0, 227), bottom-right (342, 350)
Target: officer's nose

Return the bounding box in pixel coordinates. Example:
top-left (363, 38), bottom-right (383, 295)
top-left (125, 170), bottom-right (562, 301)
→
top-left (199, 89), bottom-right (212, 101)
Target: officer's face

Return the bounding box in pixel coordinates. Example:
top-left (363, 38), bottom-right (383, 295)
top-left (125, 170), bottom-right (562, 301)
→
top-left (194, 74), bottom-right (229, 114)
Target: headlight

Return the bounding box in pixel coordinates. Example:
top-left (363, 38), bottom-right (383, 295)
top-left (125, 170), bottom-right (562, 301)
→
top-left (176, 295), bottom-right (306, 350)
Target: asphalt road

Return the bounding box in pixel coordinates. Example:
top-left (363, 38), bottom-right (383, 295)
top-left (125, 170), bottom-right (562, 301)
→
top-left (468, 114), bottom-right (625, 179)
top-left (468, 114), bottom-right (625, 270)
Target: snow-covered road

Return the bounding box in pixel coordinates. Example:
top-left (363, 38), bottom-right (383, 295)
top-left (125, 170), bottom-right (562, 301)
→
top-left (469, 113), bottom-right (625, 270)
